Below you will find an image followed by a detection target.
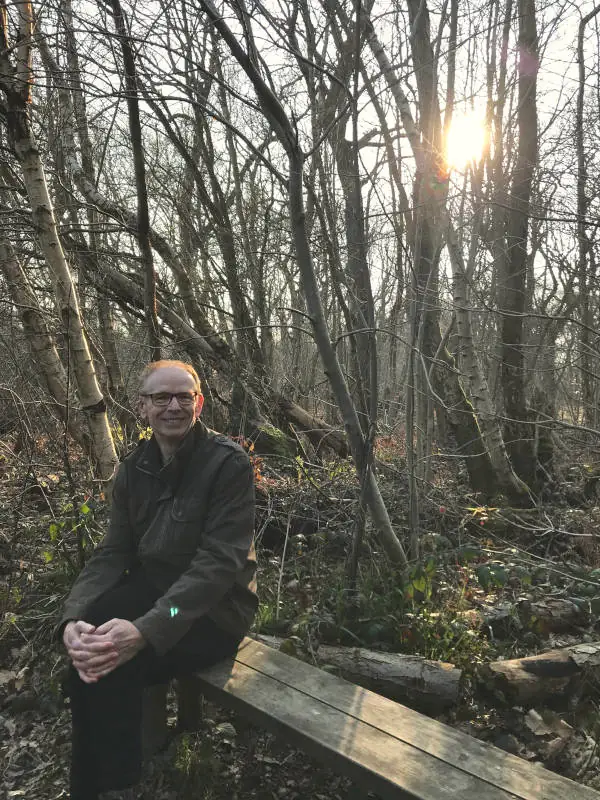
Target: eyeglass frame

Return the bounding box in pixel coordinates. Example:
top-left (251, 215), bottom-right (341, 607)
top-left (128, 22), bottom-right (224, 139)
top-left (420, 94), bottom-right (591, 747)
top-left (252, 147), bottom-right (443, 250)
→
top-left (139, 391), bottom-right (200, 408)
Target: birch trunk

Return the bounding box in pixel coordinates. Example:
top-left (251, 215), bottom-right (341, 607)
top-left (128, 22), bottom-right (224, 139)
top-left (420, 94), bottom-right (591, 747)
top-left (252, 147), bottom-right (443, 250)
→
top-left (2, 2), bottom-right (117, 482)
top-left (60, 0), bottom-right (133, 431)
top-left (447, 225), bottom-right (529, 500)
top-left (0, 239), bottom-right (89, 449)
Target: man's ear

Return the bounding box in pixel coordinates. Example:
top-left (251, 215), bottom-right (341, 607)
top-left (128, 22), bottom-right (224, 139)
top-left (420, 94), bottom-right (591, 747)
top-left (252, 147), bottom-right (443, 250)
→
top-left (195, 393), bottom-right (205, 418)
top-left (136, 395), bottom-right (147, 421)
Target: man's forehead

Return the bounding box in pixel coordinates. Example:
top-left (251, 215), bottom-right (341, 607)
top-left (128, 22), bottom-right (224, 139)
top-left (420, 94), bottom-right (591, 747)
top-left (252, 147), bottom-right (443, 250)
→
top-left (142, 367), bottom-right (196, 392)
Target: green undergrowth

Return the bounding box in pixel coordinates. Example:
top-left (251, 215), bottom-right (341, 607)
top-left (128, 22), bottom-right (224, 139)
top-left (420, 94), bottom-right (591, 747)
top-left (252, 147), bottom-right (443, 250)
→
top-left (254, 550), bottom-right (495, 673)
top-left (253, 496), bottom-right (600, 674)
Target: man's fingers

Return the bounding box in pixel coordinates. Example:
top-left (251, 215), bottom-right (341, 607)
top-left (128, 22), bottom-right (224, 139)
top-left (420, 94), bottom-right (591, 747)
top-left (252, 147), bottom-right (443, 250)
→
top-left (69, 646), bottom-right (118, 668)
top-left (71, 645), bottom-right (117, 662)
top-left (77, 669), bottom-right (98, 684)
top-left (72, 651), bottom-right (118, 670)
top-left (78, 658), bottom-right (120, 681)
top-left (79, 633), bottom-right (117, 652)
top-left (75, 621), bottom-right (96, 634)
top-left (94, 619), bottom-right (118, 635)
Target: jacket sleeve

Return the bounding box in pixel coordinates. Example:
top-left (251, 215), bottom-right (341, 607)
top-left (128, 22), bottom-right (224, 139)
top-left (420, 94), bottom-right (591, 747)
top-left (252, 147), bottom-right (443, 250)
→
top-left (133, 451), bottom-right (255, 655)
top-left (58, 463), bottom-right (136, 630)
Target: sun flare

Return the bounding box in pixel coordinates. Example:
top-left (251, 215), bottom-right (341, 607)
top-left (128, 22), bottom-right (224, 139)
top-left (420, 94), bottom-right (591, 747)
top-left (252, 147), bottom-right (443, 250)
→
top-left (445, 111), bottom-right (487, 171)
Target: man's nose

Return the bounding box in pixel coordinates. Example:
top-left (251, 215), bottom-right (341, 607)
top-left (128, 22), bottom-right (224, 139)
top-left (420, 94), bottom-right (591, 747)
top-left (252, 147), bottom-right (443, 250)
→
top-left (166, 395), bottom-right (184, 409)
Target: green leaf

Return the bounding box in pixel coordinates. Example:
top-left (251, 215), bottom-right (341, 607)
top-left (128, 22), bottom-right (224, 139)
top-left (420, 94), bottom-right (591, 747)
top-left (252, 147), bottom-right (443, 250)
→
top-left (42, 550), bottom-right (53, 563)
top-left (475, 564), bottom-right (492, 590)
top-left (489, 565), bottom-right (508, 587)
top-left (49, 523), bottom-right (58, 541)
top-left (457, 545), bottom-right (480, 564)
top-left (424, 557), bottom-right (437, 576)
top-left (80, 503), bottom-right (91, 515)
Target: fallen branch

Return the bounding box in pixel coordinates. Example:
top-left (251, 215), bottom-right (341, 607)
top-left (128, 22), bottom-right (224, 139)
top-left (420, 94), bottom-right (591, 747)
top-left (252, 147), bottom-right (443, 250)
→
top-left (483, 641), bottom-right (600, 704)
top-left (255, 635), bottom-right (461, 709)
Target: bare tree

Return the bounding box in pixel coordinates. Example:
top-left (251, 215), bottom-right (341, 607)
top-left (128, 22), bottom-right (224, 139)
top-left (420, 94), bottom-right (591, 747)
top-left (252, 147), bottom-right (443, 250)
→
top-left (0, 0), bottom-right (118, 482)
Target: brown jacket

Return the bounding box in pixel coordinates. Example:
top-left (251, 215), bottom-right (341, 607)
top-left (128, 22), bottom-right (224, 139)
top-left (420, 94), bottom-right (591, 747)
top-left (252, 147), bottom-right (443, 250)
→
top-left (60, 423), bottom-right (257, 656)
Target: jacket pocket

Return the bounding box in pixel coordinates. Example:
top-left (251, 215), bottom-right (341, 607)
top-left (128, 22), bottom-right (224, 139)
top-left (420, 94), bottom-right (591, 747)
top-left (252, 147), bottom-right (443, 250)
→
top-left (167, 499), bottom-right (206, 554)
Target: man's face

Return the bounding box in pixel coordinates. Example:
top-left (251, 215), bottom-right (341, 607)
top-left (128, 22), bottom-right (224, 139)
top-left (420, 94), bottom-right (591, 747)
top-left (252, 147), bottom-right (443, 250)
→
top-left (139, 366), bottom-right (203, 445)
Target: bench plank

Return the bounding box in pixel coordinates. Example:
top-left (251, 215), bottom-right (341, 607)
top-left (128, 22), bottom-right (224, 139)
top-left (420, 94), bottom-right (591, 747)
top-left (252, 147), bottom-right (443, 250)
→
top-left (194, 639), bottom-right (599, 800)
top-left (226, 639), bottom-right (599, 800)
top-left (196, 652), bottom-right (520, 800)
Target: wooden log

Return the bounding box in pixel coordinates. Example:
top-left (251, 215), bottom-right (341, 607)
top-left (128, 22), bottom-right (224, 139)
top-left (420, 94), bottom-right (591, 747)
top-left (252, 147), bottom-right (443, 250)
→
top-left (459, 598), bottom-right (589, 638)
top-left (518, 598), bottom-right (589, 634)
top-left (255, 635), bottom-right (461, 709)
top-left (317, 644), bottom-right (462, 710)
top-left (276, 396), bottom-right (349, 457)
top-left (483, 642), bottom-right (600, 704)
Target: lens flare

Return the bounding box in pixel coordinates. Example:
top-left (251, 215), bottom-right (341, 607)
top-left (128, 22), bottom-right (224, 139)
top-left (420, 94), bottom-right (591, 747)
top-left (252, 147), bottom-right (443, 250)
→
top-left (445, 111), bottom-right (487, 171)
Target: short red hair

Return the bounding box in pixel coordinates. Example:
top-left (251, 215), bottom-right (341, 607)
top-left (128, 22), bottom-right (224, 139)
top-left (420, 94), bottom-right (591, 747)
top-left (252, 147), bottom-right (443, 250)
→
top-left (138, 360), bottom-right (202, 395)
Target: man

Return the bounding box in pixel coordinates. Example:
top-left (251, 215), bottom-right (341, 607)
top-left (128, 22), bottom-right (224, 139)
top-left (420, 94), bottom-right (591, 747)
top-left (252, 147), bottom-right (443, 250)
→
top-left (60, 360), bottom-right (257, 800)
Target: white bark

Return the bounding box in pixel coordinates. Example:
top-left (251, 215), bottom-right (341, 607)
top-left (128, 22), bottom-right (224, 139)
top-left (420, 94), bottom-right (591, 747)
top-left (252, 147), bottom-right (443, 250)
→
top-left (3, 2), bottom-right (117, 482)
top-left (446, 225), bottom-right (529, 499)
top-left (0, 239), bottom-right (88, 448)
top-left (15, 135), bottom-right (117, 479)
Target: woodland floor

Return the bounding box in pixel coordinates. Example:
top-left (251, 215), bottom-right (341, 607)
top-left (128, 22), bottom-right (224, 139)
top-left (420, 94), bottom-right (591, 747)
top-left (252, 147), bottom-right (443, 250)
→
top-left (2, 433), bottom-right (600, 799)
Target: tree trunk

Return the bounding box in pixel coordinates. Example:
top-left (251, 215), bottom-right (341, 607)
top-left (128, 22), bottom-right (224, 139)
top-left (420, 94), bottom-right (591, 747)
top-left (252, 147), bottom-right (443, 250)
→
top-left (276, 396), bottom-right (348, 457)
top-left (0, 239), bottom-right (90, 449)
top-left (335, 135), bottom-right (376, 431)
top-left (500, 0), bottom-right (538, 486)
top-left (197, 0), bottom-right (408, 567)
top-left (106, 0), bottom-right (161, 360)
top-left (429, 343), bottom-right (497, 496)
top-left (2, 2), bottom-right (117, 482)
top-left (362, 4), bottom-right (500, 499)
top-left (576, 6), bottom-right (600, 427)
top-left (59, 3), bottom-right (135, 435)
top-left (448, 222), bottom-right (529, 501)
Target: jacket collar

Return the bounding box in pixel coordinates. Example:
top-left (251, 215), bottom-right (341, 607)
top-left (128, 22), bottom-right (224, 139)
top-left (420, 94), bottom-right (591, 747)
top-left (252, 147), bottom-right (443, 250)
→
top-left (136, 421), bottom-right (208, 491)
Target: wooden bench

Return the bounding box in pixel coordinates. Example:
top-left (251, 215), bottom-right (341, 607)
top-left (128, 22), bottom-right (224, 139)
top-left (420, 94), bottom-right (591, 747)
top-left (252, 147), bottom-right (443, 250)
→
top-left (147, 637), bottom-right (600, 800)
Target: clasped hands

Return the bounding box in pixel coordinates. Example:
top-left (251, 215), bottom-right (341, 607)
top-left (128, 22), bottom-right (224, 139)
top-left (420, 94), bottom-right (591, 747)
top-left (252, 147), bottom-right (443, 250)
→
top-left (63, 618), bottom-right (146, 684)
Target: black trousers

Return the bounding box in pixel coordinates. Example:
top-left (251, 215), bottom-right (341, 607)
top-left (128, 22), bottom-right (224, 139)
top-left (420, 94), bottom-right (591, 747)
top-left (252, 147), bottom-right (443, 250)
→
top-left (65, 570), bottom-right (241, 800)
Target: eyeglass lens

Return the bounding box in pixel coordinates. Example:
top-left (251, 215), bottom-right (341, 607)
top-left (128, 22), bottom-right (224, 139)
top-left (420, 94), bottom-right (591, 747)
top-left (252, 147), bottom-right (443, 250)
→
top-left (151, 392), bottom-right (196, 406)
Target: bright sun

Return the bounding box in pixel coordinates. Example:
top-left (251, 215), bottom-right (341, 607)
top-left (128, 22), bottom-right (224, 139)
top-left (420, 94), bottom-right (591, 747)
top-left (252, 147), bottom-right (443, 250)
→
top-left (445, 111), bottom-right (487, 171)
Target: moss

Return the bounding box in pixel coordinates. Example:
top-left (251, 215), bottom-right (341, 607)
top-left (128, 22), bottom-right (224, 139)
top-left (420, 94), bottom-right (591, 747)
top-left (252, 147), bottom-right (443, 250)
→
top-left (253, 423), bottom-right (296, 457)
